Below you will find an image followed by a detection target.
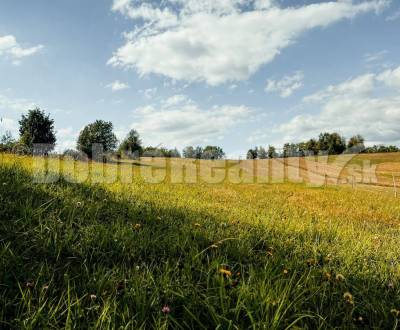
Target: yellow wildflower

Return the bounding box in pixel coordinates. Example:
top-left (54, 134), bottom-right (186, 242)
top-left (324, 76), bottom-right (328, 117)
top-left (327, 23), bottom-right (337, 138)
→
top-left (219, 268), bottom-right (232, 277)
top-left (343, 292), bottom-right (354, 305)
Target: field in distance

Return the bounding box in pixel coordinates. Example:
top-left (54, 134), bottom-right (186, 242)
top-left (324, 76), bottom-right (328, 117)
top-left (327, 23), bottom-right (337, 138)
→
top-left (0, 153), bottom-right (400, 328)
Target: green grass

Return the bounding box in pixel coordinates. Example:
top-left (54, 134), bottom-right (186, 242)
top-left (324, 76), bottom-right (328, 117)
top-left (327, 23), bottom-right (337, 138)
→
top-left (1, 154), bottom-right (400, 329)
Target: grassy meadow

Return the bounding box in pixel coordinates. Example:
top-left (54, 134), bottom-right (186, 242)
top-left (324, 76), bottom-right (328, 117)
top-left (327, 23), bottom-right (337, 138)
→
top-left (1, 153), bottom-right (400, 329)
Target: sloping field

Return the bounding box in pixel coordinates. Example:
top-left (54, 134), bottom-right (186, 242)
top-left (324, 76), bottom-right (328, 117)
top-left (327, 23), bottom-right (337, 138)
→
top-left (1, 153), bottom-right (400, 328)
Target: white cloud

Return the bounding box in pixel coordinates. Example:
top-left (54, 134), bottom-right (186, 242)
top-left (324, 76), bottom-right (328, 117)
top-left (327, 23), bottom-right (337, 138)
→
top-left (0, 35), bottom-right (43, 62)
top-left (109, 0), bottom-right (388, 85)
top-left (55, 127), bottom-right (82, 152)
top-left (265, 71), bottom-right (304, 97)
top-left (377, 66), bottom-right (400, 89)
top-left (162, 94), bottom-right (190, 107)
top-left (132, 95), bottom-right (252, 147)
top-left (142, 87), bottom-right (157, 99)
top-left (0, 117), bottom-right (18, 137)
top-left (276, 66), bottom-right (400, 145)
top-left (0, 93), bottom-right (37, 112)
top-left (106, 80), bottom-right (130, 91)
top-left (386, 8), bottom-right (400, 21)
top-left (303, 73), bottom-right (375, 103)
top-left (363, 50), bottom-right (388, 63)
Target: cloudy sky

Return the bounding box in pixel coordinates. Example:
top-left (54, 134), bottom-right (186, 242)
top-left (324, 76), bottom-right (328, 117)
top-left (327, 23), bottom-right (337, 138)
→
top-left (1, 0), bottom-right (400, 157)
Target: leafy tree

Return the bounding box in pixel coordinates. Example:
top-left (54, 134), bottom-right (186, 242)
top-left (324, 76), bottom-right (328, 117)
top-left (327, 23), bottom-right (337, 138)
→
top-left (247, 148), bottom-right (258, 159)
top-left (18, 108), bottom-right (56, 153)
top-left (194, 146), bottom-right (204, 159)
top-left (77, 120), bottom-right (118, 159)
top-left (347, 134), bottom-right (365, 153)
top-left (318, 132), bottom-right (346, 155)
top-left (1, 131), bottom-right (14, 144)
top-left (283, 143), bottom-right (299, 158)
top-left (305, 139), bottom-right (319, 155)
top-left (257, 146), bottom-right (268, 159)
top-left (169, 148), bottom-right (181, 158)
top-left (0, 131), bottom-right (16, 152)
top-left (142, 147), bottom-right (181, 158)
top-left (202, 146), bottom-right (225, 160)
top-left (183, 146), bottom-right (196, 158)
top-left (267, 145), bottom-right (277, 159)
top-left (118, 129), bottom-right (143, 158)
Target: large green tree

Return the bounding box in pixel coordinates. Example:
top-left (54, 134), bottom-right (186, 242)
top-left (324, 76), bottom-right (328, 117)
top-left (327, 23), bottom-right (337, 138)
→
top-left (18, 108), bottom-right (56, 153)
top-left (77, 120), bottom-right (118, 159)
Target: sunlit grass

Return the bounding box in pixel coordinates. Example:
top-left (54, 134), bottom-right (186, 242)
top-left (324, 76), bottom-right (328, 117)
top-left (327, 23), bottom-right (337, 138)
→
top-left (1, 153), bottom-right (400, 328)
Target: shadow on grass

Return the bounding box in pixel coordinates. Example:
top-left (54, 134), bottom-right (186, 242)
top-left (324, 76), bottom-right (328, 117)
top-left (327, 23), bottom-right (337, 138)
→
top-left (0, 163), bottom-right (398, 329)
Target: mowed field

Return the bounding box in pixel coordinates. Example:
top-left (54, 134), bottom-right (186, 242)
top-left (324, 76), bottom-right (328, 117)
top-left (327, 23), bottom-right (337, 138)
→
top-left (1, 153), bottom-right (400, 329)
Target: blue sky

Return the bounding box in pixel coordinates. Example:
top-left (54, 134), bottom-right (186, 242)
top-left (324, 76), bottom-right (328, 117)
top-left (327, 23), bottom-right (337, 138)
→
top-left (1, 0), bottom-right (400, 157)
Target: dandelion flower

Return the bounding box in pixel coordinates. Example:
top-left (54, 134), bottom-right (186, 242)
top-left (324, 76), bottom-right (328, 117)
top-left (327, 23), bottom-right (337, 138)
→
top-left (343, 292), bottom-right (354, 305)
top-left (219, 268), bottom-right (232, 277)
top-left (335, 274), bottom-right (345, 282)
top-left (283, 269), bottom-right (289, 275)
top-left (133, 223), bottom-right (142, 230)
top-left (162, 305), bottom-right (171, 314)
top-left (391, 309), bottom-right (399, 317)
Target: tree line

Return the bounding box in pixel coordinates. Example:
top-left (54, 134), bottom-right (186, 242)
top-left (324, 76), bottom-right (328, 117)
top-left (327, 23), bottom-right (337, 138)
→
top-left (1, 108), bottom-right (399, 160)
top-left (247, 132), bottom-right (399, 159)
top-left (0, 108), bottom-right (226, 160)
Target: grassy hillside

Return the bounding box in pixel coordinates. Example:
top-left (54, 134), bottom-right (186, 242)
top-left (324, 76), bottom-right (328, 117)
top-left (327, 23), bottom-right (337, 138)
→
top-left (1, 154), bottom-right (400, 328)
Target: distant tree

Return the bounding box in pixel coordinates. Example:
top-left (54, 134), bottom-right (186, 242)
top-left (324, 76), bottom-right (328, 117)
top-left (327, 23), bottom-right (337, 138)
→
top-left (142, 146), bottom-right (181, 158)
top-left (77, 120), bottom-right (118, 159)
top-left (247, 148), bottom-right (258, 159)
top-left (267, 145), bottom-right (277, 159)
top-left (1, 131), bottom-right (14, 144)
top-left (183, 146), bottom-right (196, 158)
top-left (283, 143), bottom-right (299, 158)
top-left (318, 132), bottom-right (346, 155)
top-left (363, 145), bottom-right (399, 153)
top-left (202, 146), bottom-right (225, 160)
top-left (169, 148), bottom-right (181, 158)
top-left (0, 131), bottom-right (16, 152)
top-left (194, 146), bottom-right (204, 159)
top-left (305, 138), bottom-right (319, 155)
top-left (63, 149), bottom-right (88, 161)
top-left (347, 134), bottom-right (365, 153)
top-left (18, 108), bottom-right (56, 154)
top-left (118, 129), bottom-right (143, 158)
top-left (258, 146), bottom-right (268, 159)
